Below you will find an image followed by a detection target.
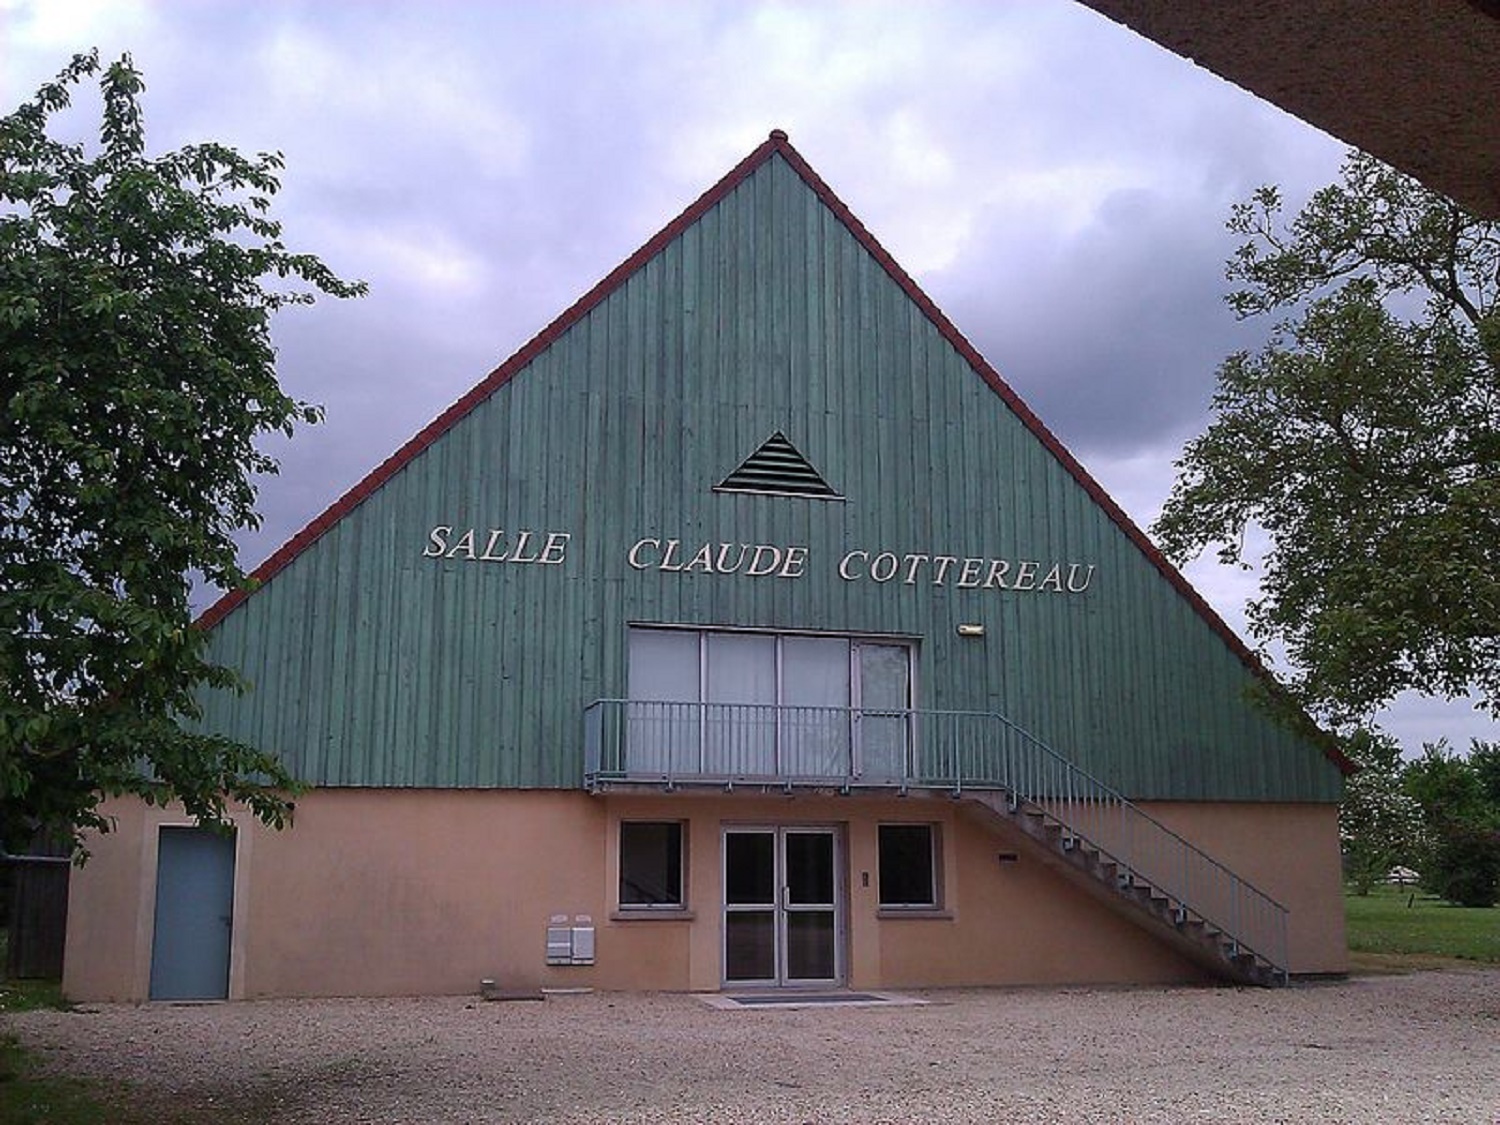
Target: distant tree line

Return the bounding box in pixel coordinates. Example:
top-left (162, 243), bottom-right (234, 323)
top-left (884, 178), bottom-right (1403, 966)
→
top-left (1341, 733), bottom-right (1500, 907)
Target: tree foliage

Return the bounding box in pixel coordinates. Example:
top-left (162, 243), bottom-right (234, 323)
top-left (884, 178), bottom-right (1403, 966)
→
top-left (1338, 729), bottom-right (1423, 895)
top-left (0, 52), bottom-right (364, 852)
top-left (1398, 739), bottom-right (1498, 907)
top-left (1402, 740), bottom-right (1494, 838)
top-left (1153, 151), bottom-right (1499, 730)
top-left (1426, 825), bottom-right (1500, 908)
top-left (1337, 735), bottom-right (1499, 906)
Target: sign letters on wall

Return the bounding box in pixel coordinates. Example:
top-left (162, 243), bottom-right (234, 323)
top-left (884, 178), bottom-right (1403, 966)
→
top-left (422, 525), bottom-right (1096, 594)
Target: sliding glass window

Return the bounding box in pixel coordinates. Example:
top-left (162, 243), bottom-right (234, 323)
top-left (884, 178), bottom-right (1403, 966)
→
top-left (625, 629), bottom-right (913, 783)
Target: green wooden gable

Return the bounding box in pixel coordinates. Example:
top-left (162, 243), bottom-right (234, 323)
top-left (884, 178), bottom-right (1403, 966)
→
top-left (197, 132), bottom-right (1346, 802)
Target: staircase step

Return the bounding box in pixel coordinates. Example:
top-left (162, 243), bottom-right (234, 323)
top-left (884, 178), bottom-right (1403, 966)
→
top-left (963, 793), bottom-right (1286, 988)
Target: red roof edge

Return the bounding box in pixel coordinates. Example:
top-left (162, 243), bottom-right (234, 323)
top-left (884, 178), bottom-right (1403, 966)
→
top-left (770, 139), bottom-right (1353, 777)
top-left (197, 130), bottom-right (1352, 776)
top-left (196, 131), bottom-right (788, 633)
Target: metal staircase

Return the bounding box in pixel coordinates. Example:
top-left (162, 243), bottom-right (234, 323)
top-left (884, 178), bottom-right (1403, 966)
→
top-left (919, 709), bottom-right (1290, 987)
top-left (584, 699), bottom-right (1291, 986)
top-left (960, 789), bottom-right (1287, 987)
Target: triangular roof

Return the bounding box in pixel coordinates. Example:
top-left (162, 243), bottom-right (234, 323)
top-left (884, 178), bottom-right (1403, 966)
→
top-left (197, 129), bottom-right (1351, 774)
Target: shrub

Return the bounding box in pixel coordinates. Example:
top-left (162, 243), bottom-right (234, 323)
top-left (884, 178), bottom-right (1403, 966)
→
top-left (1427, 827), bottom-right (1500, 908)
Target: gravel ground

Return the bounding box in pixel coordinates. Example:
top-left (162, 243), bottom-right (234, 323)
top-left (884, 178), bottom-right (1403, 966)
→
top-left (6, 969), bottom-right (1500, 1124)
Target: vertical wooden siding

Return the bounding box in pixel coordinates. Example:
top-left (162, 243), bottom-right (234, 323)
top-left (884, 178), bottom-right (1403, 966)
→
top-left (200, 155), bottom-right (1342, 801)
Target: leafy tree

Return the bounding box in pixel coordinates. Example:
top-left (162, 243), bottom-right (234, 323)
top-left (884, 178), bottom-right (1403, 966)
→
top-left (1426, 826), bottom-right (1500, 908)
top-left (1403, 740), bottom-right (1499, 907)
top-left (1153, 151), bottom-right (1499, 730)
top-left (1402, 740), bottom-right (1493, 838)
top-left (1470, 739), bottom-right (1500, 809)
top-left (1338, 729), bottom-right (1423, 894)
top-left (1, 52), bottom-right (364, 852)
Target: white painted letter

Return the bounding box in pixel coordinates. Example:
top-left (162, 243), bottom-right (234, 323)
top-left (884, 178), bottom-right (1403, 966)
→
top-left (1039, 564), bottom-right (1063, 592)
top-left (1066, 564), bottom-right (1096, 593)
top-left (627, 538), bottom-right (660, 570)
top-left (480, 529), bottom-right (510, 562)
top-left (659, 540), bottom-right (685, 572)
top-left (957, 558), bottom-right (984, 588)
top-left (932, 556), bottom-right (958, 585)
top-left (779, 546), bottom-right (809, 579)
top-left (839, 551), bottom-right (868, 581)
top-left (983, 560), bottom-right (1010, 589)
top-left (509, 530), bottom-right (539, 564)
top-left (446, 529), bottom-right (477, 560)
top-left (715, 543), bottom-right (750, 574)
top-left (539, 532), bottom-right (570, 565)
top-left (870, 552), bottom-right (900, 582)
top-left (684, 543), bottom-right (716, 573)
top-left (423, 525), bottom-right (452, 558)
top-left (903, 554), bottom-right (929, 585)
top-left (1012, 561), bottom-right (1038, 590)
top-left (746, 545), bottom-right (783, 576)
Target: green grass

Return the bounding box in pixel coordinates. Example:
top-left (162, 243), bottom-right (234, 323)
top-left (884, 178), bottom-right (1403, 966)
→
top-left (0, 1033), bottom-right (138, 1125)
top-left (0, 979), bottom-right (69, 1014)
top-left (0, 962), bottom-right (105, 1125)
top-left (1, 999), bottom-right (281, 1125)
top-left (0, 1030), bottom-right (235, 1125)
top-left (1345, 885), bottom-right (1500, 965)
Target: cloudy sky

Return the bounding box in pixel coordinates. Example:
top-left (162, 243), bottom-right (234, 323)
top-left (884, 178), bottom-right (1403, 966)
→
top-left (5, 0), bottom-right (1492, 752)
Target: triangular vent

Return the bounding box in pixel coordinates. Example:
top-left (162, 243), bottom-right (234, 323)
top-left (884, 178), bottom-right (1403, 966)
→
top-left (715, 431), bottom-right (842, 500)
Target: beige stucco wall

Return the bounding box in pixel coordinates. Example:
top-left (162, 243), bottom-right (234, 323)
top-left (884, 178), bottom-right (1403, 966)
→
top-left (1140, 800), bottom-right (1347, 975)
top-left (62, 789), bottom-right (1343, 1001)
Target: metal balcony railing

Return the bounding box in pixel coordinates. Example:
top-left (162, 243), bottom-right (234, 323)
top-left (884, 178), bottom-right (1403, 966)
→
top-left (583, 698), bottom-right (1289, 980)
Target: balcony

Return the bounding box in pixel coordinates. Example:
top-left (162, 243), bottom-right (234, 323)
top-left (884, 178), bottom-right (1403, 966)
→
top-left (582, 697), bottom-right (1291, 984)
top-left (582, 699), bottom-right (1126, 801)
top-left (588, 699), bottom-right (915, 791)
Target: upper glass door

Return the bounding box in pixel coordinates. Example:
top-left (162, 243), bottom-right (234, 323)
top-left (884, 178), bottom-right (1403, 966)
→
top-left (854, 643), bottom-right (912, 783)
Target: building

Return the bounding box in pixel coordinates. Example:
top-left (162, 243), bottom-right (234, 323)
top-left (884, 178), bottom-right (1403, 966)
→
top-left (62, 132), bottom-right (1349, 1002)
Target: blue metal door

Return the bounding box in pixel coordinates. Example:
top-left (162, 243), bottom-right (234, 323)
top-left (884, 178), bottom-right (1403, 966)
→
top-left (149, 826), bottom-right (235, 1000)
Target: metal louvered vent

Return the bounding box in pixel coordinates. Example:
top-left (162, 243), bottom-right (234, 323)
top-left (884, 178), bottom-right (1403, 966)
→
top-left (715, 431), bottom-right (842, 499)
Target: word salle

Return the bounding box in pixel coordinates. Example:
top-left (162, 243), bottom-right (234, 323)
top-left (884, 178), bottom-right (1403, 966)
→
top-left (424, 526), bottom-right (1096, 594)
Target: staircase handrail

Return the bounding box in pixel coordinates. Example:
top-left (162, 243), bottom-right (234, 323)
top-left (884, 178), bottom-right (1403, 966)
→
top-left (923, 707), bottom-right (1290, 907)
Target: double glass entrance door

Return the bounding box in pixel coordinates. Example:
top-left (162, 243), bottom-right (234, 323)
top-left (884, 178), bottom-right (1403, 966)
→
top-left (723, 827), bottom-right (841, 986)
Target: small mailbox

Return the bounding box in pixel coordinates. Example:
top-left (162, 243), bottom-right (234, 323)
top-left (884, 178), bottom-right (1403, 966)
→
top-left (545, 923), bottom-right (596, 966)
